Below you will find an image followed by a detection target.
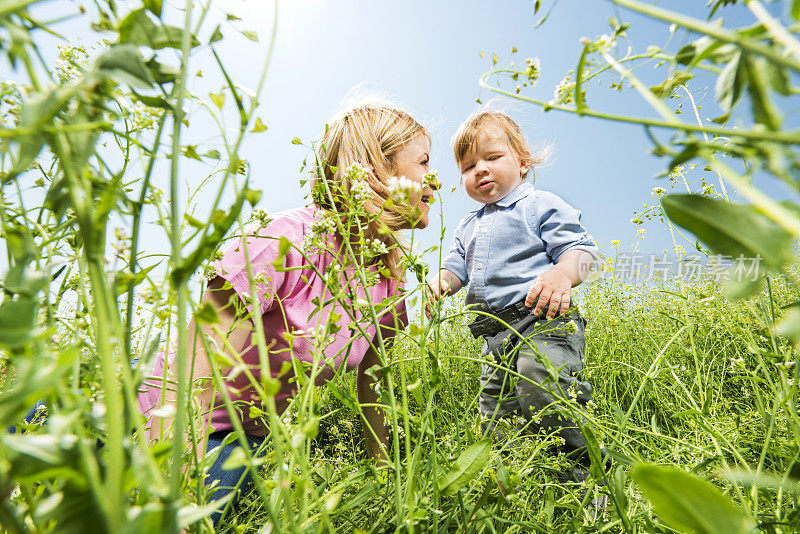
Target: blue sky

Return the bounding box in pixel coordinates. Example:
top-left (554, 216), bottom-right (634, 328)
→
top-left (7, 0), bottom-right (788, 279)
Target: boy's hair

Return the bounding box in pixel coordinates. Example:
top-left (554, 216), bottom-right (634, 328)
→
top-left (315, 99), bottom-right (429, 278)
top-left (451, 111), bottom-right (547, 177)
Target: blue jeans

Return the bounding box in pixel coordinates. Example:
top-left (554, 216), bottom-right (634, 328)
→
top-left (7, 400), bottom-right (48, 434)
top-left (205, 430), bottom-right (267, 525)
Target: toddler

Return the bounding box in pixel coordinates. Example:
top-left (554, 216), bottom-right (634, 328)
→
top-left (429, 111), bottom-right (599, 483)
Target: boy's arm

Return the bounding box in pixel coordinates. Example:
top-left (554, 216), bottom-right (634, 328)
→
top-left (425, 269), bottom-right (463, 317)
top-left (525, 249), bottom-right (594, 319)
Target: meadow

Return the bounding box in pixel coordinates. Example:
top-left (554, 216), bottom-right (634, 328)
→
top-left (2, 0), bottom-right (800, 533)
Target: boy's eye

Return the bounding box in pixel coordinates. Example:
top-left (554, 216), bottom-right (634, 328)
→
top-left (488, 154), bottom-right (501, 161)
top-left (462, 164), bottom-right (474, 172)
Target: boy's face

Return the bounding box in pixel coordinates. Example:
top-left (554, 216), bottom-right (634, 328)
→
top-left (459, 125), bottom-right (529, 205)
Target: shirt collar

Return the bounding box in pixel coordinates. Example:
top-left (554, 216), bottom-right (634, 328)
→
top-left (493, 181), bottom-right (533, 208)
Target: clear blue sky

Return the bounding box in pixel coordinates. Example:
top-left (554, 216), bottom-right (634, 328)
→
top-left (8, 0), bottom-right (783, 278)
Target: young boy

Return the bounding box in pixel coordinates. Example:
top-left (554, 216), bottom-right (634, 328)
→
top-left (428, 111), bottom-right (599, 483)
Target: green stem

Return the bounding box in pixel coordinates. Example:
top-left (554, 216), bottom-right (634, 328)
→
top-left (168, 0), bottom-right (195, 509)
top-left (125, 114), bottom-right (168, 362)
top-left (610, 0), bottom-right (800, 73)
top-left (479, 75), bottom-right (800, 146)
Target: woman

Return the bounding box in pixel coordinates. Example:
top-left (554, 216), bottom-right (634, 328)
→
top-left (138, 101), bottom-right (439, 523)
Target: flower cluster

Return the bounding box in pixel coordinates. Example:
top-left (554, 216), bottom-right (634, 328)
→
top-left (249, 208), bottom-right (271, 228)
top-left (310, 214), bottom-right (337, 236)
top-left (350, 177), bottom-right (372, 204)
top-left (387, 175), bottom-right (422, 196)
top-left (55, 45), bottom-right (89, 84)
top-left (364, 237), bottom-right (389, 259)
top-left (582, 33), bottom-right (617, 54)
top-left (423, 170), bottom-right (439, 188)
top-left (523, 57), bottom-right (541, 85)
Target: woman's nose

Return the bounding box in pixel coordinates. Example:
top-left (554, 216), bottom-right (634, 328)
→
top-left (431, 177), bottom-right (442, 190)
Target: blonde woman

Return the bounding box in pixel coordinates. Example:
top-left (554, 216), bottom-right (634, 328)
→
top-left (138, 102), bottom-right (440, 523)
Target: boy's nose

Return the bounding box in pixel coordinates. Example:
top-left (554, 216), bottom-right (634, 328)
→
top-left (475, 161), bottom-right (489, 174)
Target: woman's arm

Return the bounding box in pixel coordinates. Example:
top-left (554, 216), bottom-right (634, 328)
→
top-left (356, 345), bottom-right (389, 461)
top-left (160, 277), bottom-right (254, 457)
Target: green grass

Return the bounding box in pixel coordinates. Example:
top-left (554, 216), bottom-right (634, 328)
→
top-left (209, 269), bottom-right (800, 533)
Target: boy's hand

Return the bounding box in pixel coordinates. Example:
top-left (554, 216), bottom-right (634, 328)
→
top-left (425, 278), bottom-right (447, 318)
top-left (425, 269), bottom-right (463, 318)
top-left (525, 266), bottom-right (572, 319)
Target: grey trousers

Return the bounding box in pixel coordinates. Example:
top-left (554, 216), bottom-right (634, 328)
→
top-left (478, 308), bottom-right (594, 480)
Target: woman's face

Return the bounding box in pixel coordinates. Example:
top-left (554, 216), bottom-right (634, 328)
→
top-left (393, 135), bottom-right (439, 229)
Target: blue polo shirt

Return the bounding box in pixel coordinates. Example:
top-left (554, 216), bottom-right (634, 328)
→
top-left (442, 182), bottom-right (598, 310)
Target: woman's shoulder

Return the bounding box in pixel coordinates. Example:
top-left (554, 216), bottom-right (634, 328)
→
top-left (255, 205), bottom-right (317, 237)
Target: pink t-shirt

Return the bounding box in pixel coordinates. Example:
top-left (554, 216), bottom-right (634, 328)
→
top-left (138, 206), bottom-right (408, 437)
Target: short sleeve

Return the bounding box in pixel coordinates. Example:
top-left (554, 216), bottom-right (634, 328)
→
top-left (533, 191), bottom-right (598, 263)
top-left (441, 220), bottom-right (469, 285)
top-left (212, 220), bottom-right (302, 316)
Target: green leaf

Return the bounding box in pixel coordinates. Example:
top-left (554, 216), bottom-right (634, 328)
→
top-left (0, 0), bottom-right (40, 18)
top-left (661, 194), bottom-right (794, 270)
top-left (291, 137), bottom-right (303, 145)
top-left (650, 70), bottom-right (693, 99)
top-left (582, 426), bottom-right (605, 482)
top-left (130, 89), bottom-right (170, 109)
top-left (241, 30), bottom-right (258, 41)
top-left (715, 50), bottom-right (744, 112)
top-left (743, 55), bottom-right (782, 130)
top-left (113, 264), bottom-right (157, 297)
top-left (209, 24), bottom-right (223, 44)
top-left (143, 0), bottom-right (162, 17)
top-left (221, 447), bottom-right (248, 470)
top-left (793, 0), bottom-right (800, 20)
top-left (245, 188), bottom-right (262, 207)
top-left (0, 298), bottom-right (36, 347)
top-left (251, 117), bottom-right (267, 132)
top-left (273, 236), bottom-right (292, 268)
top-left (438, 440), bottom-right (492, 496)
top-left (209, 91), bottom-right (225, 110)
top-left (118, 8), bottom-right (199, 50)
top-left (181, 145), bottom-right (202, 161)
top-left (194, 301), bottom-right (220, 324)
top-left (3, 264), bottom-right (46, 297)
top-left (633, 464), bottom-right (755, 534)
top-left (184, 213), bottom-right (204, 228)
top-left (775, 308), bottom-right (800, 345)
top-left (764, 60), bottom-right (790, 96)
top-left (94, 44), bottom-right (154, 88)
top-left (204, 149), bottom-right (221, 159)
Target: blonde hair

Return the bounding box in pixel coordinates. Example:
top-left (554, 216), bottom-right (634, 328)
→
top-left (451, 111), bottom-right (548, 178)
top-left (314, 101), bottom-right (429, 279)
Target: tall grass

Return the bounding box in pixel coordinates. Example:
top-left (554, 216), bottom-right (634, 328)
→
top-left (2, 1), bottom-right (800, 533)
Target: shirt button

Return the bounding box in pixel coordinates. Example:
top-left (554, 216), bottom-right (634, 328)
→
top-left (481, 227), bottom-right (488, 234)
top-left (476, 263), bottom-right (483, 270)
